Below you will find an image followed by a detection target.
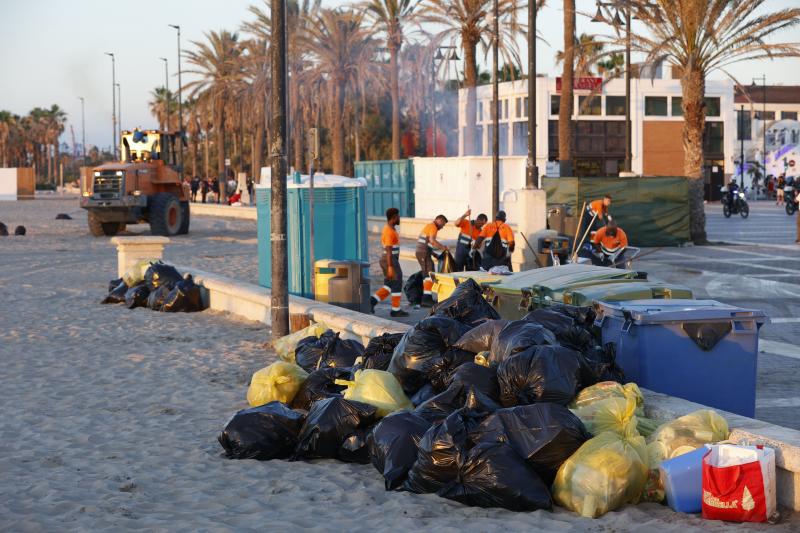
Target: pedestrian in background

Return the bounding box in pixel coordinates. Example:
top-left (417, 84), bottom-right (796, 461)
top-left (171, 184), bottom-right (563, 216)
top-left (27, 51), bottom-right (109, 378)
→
top-left (777, 174), bottom-right (786, 205)
top-left (190, 176), bottom-right (200, 202)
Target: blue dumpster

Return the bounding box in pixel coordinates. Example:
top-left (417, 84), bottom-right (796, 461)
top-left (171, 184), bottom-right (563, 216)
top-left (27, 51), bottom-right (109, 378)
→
top-left (256, 175), bottom-right (369, 298)
top-left (595, 299), bottom-right (768, 417)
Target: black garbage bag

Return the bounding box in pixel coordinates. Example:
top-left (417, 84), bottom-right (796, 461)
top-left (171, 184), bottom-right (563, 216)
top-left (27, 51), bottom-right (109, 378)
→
top-left (404, 271), bottom-right (424, 306)
top-left (108, 277), bottom-right (124, 293)
top-left (410, 382), bottom-right (437, 406)
top-left (472, 403), bottom-right (591, 485)
top-left (218, 401), bottom-right (306, 460)
top-left (404, 391), bottom-right (494, 494)
top-left (446, 362), bottom-right (499, 402)
top-left (102, 281), bottom-right (129, 304)
top-left (583, 343), bottom-right (626, 383)
top-left (124, 284), bottom-right (150, 309)
top-left (547, 303), bottom-right (596, 327)
top-left (55, 213), bottom-right (73, 220)
top-left (147, 284), bottom-right (172, 311)
top-left (429, 348), bottom-right (475, 391)
top-left (0, 222), bottom-right (7, 236)
top-left (290, 367), bottom-right (350, 410)
top-left (431, 278), bottom-right (500, 328)
top-left (388, 316), bottom-right (471, 395)
top-left (295, 330), bottom-right (364, 373)
top-left (453, 319), bottom-right (509, 353)
top-left (415, 384), bottom-right (500, 424)
top-left (437, 250), bottom-right (456, 274)
top-left (523, 308), bottom-right (596, 352)
top-left (358, 332), bottom-right (404, 372)
top-left (14, 225), bottom-right (25, 236)
top-left (367, 411), bottom-right (433, 490)
top-left (143, 261), bottom-right (183, 290)
top-left (294, 397), bottom-right (378, 463)
top-left (490, 320), bottom-right (557, 365)
top-left (437, 442), bottom-right (554, 511)
top-left (496, 345), bottom-right (584, 407)
top-left (162, 275), bottom-right (205, 312)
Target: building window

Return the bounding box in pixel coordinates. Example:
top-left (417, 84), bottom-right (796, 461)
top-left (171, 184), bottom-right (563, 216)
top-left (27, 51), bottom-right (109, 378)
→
top-left (515, 97), bottom-right (522, 119)
top-left (606, 96), bottom-right (626, 116)
top-left (524, 97), bottom-right (529, 118)
top-left (487, 124), bottom-right (509, 155)
top-left (671, 97), bottom-right (683, 117)
top-left (476, 103), bottom-right (483, 123)
top-left (754, 110), bottom-right (775, 120)
top-left (512, 122), bottom-right (528, 155)
top-left (782, 111), bottom-right (798, 121)
top-left (705, 97), bottom-right (721, 117)
top-left (736, 110), bottom-right (752, 140)
top-left (645, 96), bottom-right (668, 116)
top-left (550, 95), bottom-right (560, 115)
top-left (577, 95), bottom-right (601, 116)
top-left (704, 122), bottom-right (724, 155)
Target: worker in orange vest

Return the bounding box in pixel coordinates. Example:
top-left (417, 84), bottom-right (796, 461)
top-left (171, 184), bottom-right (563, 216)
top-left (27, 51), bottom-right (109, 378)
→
top-left (416, 214), bottom-right (449, 307)
top-left (370, 207), bottom-right (408, 317)
top-left (453, 208), bottom-right (487, 271)
top-left (473, 210), bottom-right (515, 271)
top-left (590, 219), bottom-right (629, 268)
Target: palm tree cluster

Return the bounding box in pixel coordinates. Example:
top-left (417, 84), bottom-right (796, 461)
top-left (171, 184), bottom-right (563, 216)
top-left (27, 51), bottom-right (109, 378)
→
top-left (0, 105), bottom-right (67, 184)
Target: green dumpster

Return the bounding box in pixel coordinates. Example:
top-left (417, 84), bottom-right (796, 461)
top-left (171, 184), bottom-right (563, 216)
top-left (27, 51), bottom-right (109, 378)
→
top-left (561, 279), bottom-right (693, 307)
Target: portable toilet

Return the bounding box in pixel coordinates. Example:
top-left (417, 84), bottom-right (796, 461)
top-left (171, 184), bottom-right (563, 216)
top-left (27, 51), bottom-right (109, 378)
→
top-left (256, 174), bottom-right (369, 298)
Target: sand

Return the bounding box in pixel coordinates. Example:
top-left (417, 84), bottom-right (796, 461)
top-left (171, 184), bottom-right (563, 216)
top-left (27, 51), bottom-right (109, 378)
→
top-left (0, 199), bottom-right (796, 531)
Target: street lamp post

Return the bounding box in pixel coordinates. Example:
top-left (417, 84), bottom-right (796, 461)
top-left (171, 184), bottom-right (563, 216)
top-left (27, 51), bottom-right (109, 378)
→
top-left (739, 104), bottom-right (745, 189)
top-left (752, 75), bottom-right (767, 179)
top-left (104, 52), bottom-right (116, 160)
top-left (526, 0), bottom-right (538, 188)
top-left (491, 0), bottom-right (500, 218)
top-left (431, 45), bottom-right (459, 157)
top-left (160, 57), bottom-right (170, 132)
top-left (116, 83), bottom-right (121, 144)
top-left (169, 24), bottom-right (184, 170)
top-left (78, 97), bottom-right (86, 166)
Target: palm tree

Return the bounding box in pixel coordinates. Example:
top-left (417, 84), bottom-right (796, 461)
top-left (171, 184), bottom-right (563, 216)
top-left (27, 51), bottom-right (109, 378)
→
top-left (149, 87), bottom-right (178, 130)
top-left (558, 0), bottom-right (575, 176)
top-left (363, 0), bottom-right (419, 160)
top-left (184, 29), bottom-right (244, 202)
top-left (0, 111), bottom-right (12, 167)
top-left (303, 9), bottom-right (380, 175)
top-left (597, 52), bottom-right (624, 78)
top-left (47, 105), bottom-right (67, 186)
top-left (555, 33), bottom-right (604, 77)
top-left (421, 0), bottom-right (525, 156)
top-left (630, 0), bottom-right (800, 242)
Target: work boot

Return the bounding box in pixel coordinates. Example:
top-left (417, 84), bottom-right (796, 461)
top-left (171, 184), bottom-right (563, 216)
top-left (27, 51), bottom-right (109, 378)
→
top-left (421, 294), bottom-right (434, 308)
top-left (390, 309), bottom-right (410, 318)
top-left (370, 296), bottom-right (378, 314)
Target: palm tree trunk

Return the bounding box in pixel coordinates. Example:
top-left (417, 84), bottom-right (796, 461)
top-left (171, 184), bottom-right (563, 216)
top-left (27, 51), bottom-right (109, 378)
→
top-left (254, 102), bottom-right (265, 180)
top-left (681, 67), bottom-right (708, 243)
top-left (204, 132), bottom-right (210, 178)
top-left (331, 82), bottom-right (346, 175)
top-left (390, 43), bottom-right (401, 160)
top-left (559, 0), bottom-right (575, 176)
top-left (462, 36), bottom-right (478, 156)
top-left (291, 77), bottom-right (304, 172)
top-left (215, 100), bottom-right (227, 203)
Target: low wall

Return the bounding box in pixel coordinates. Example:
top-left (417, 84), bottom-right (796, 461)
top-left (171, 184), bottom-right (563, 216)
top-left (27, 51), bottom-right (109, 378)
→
top-left (190, 203), bottom-right (256, 220)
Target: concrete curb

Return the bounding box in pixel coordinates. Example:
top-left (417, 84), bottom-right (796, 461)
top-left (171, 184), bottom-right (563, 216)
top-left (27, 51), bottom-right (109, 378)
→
top-left (190, 203), bottom-right (256, 220)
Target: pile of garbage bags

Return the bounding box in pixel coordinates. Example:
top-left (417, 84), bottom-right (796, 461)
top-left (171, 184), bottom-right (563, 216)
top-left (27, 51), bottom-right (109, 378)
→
top-left (101, 260), bottom-right (206, 313)
top-left (219, 280), bottom-right (732, 517)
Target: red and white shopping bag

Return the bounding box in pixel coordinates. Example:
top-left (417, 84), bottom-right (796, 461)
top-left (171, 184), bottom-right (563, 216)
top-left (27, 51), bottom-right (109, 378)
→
top-left (701, 444), bottom-right (776, 523)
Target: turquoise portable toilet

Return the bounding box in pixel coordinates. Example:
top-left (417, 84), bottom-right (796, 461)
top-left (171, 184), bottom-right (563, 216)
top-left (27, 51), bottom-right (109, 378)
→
top-left (256, 174), bottom-right (369, 298)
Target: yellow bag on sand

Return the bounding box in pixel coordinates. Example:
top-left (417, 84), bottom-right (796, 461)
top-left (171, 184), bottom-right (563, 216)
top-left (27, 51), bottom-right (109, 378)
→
top-left (335, 369), bottom-right (413, 417)
top-left (122, 259), bottom-right (155, 287)
top-left (553, 430), bottom-right (649, 518)
top-left (646, 409), bottom-right (729, 466)
top-left (570, 381), bottom-right (644, 413)
top-left (570, 396), bottom-right (640, 437)
top-left (246, 361), bottom-right (309, 407)
top-left (273, 322), bottom-right (329, 363)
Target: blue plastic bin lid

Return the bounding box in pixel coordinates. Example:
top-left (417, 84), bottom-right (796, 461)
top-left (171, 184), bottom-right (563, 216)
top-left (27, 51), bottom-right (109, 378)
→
top-left (596, 299), bottom-right (768, 325)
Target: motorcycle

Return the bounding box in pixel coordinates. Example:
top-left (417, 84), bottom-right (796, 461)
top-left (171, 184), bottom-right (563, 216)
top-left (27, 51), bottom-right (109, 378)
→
top-left (786, 183), bottom-right (799, 215)
top-left (721, 187), bottom-right (749, 219)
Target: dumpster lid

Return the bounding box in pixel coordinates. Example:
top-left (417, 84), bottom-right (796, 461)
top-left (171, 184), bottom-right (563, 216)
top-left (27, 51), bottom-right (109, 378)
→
top-left (596, 299), bottom-right (768, 324)
top-left (255, 174), bottom-right (367, 189)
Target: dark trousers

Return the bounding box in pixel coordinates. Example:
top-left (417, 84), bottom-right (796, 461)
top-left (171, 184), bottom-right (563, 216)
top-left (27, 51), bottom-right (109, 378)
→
top-left (379, 256), bottom-right (403, 292)
top-left (415, 248), bottom-right (434, 277)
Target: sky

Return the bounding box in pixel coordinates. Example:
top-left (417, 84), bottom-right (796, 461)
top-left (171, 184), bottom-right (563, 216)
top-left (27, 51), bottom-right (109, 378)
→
top-left (1, 0), bottom-right (799, 152)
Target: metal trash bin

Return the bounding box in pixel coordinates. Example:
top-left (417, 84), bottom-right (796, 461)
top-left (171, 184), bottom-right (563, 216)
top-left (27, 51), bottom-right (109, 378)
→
top-left (314, 259), bottom-right (339, 303)
top-left (327, 260), bottom-right (371, 313)
top-left (595, 299), bottom-right (768, 417)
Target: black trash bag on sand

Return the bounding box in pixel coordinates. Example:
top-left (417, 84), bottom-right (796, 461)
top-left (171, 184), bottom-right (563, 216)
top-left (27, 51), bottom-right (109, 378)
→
top-left (55, 213), bottom-right (73, 220)
top-left (290, 367), bottom-right (350, 411)
top-left (14, 225), bottom-right (25, 236)
top-left (490, 320), bottom-right (557, 365)
top-left (453, 319), bottom-right (509, 354)
top-left (162, 275), bottom-right (205, 312)
top-left (388, 316), bottom-right (471, 395)
top-left (294, 397), bottom-right (378, 463)
top-left (355, 332), bottom-right (404, 372)
top-left (108, 277), bottom-right (124, 293)
top-left (102, 280), bottom-right (128, 304)
top-left (367, 411), bottom-right (432, 490)
top-left (431, 278), bottom-right (500, 328)
top-left (496, 345), bottom-right (584, 407)
top-left (404, 391), bottom-right (495, 494)
top-left (147, 284), bottom-right (172, 310)
top-left (437, 441), bottom-right (553, 512)
top-left (523, 308), bottom-right (596, 352)
top-left (414, 384), bottom-right (500, 424)
top-left (124, 285), bottom-right (150, 309)
top-left (471, 403), bottom-right (591, 485)
top-left (143, 261), bottom-right (183, 290)
top-left (404, 271), bottom-right (424, 307)
top-left (583, 343), bottom-right (626, 383)
top-left (218, 401), bottom-right (306, 460)
top-left (547, 303), bottom-right (596, 327)
top-left (0, 222), bottom-right (7, 236)
top-left (409, 383), bottom-right (437, 406)
top-left (445, 362), bottom-right (500, 402)
top-left (295, 331), bottom-right (364, 373)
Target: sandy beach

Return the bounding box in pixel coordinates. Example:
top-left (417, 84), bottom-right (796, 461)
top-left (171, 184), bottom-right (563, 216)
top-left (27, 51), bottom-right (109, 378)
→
top-left (0, 199), bottom-right (796, 532)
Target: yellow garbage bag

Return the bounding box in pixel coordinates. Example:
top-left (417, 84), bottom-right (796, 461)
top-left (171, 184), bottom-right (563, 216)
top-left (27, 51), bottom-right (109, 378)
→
top-left (570, 396), bottom-right (639, 437)
top-left (570, 381), bottom-right (644, 413)
top-left (646, 409), bottom-right (729, 466)
top-left (122, 259), bottom-right (155, 287)
top-left (273, 322), bottom-right (328, 363)
top-left (246, 361), bottom-right (309, 407)
top-left (335, 369), bottom-right (413, 418)
top-left (553, 430), bottom-right (649, 518)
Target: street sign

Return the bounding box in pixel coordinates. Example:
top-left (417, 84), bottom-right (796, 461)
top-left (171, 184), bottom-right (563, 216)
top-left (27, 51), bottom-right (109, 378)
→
top-left (224, 158), bottom-right (231, 166)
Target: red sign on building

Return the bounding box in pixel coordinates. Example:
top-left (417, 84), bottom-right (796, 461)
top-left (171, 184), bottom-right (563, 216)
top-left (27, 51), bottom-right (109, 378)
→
top-left (555, 77), bottom-right (603, 91)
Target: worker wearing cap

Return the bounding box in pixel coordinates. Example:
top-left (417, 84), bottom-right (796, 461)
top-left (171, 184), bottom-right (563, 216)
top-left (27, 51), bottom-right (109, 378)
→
top-left (473, 210), bottom-right (515, 271)
top-left (591, 219), bottom-right (628, 268)
top-left (453, 208), bottom-right (487, 271)
top-left (371, 207), bottom-right (408, 317)
top-left (416, 214), bottom-right (449, 307)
